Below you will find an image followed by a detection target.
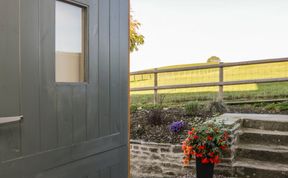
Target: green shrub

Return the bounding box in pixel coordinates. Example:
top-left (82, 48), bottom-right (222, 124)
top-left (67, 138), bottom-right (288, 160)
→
top-left (278, 102), bottom-right (288, 111)
top-left (265, 102), bottom-right (288, 111)
top-left (265, 103), bottom-right (277, 110)
top-left (208, 101), bottom-right (228, 114)
top-left (142, 103), bottom-right (163, 110)
top-left (130, 104), bottom-right (138, 113)
top-left (185, 101), bottom-right (200, 116)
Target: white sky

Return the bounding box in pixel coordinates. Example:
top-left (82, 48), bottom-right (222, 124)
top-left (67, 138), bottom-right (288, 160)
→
top-left (130, 0), bottom-right (288, 71)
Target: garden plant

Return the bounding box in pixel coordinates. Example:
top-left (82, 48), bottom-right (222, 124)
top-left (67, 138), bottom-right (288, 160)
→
top-left (182, 119), bottom-right (231, 178)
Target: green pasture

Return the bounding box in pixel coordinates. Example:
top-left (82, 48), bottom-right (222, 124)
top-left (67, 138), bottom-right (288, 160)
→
top-left (130, 61), bottom-right (288, 104)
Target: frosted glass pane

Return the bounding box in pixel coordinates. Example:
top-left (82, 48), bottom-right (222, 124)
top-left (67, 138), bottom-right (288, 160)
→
top-left (55, 1), bottom-right (85, 82)
top-left (56, 1), bottom-right (82, 52)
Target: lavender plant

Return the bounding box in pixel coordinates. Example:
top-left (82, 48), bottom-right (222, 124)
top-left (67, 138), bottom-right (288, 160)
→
top-left (169, 121), bottom-right (185, 133)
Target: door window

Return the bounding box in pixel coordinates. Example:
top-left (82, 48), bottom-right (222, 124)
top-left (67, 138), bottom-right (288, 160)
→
top-left (55, 0), bottom-right (86, 83)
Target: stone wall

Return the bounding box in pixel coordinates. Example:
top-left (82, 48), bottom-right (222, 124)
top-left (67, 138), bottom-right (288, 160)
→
top-left (130, 140), bottom-right (194, 178)
top-left (130, 139), bottom-right (237, 178)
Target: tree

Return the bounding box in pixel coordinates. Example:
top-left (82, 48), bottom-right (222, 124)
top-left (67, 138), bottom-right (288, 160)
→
top-left (207, 56), bottom-right (221, 63)
top-left (130, 15), bottom-right (144, 52)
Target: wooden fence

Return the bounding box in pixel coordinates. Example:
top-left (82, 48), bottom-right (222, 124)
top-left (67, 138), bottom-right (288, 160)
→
top-left (130, 58), bottom-right (288, 104)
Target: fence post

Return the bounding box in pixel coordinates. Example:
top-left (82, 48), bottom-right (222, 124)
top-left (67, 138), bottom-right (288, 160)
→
top-left (218, 62), bottom-right (224, 102)
top-left (153, 68), bottom-right (158, 104)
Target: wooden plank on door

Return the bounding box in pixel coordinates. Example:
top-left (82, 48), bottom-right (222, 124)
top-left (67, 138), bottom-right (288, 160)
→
top-left (20, 0), bottom-right (41, 155)
top-left (39, 0), bottom-right (58, 150)
top-left (0, 123), bottom-right (21, 162)
top-left (0, 0), bottom-right (20, 117)
top-left (119, 0), bottom-right (129, 145)
top-left (34, 145), bottom-right (123, 178)
top-left (110, 0), bottom-right (121, 134)
top-left (98, 0), bottom-right (111, 137)
top-left (87, 0), bottom-right (99, 140)
top-left (57, 85), bottom-right (73, 146)
top-left (72, 85), bottom-right (87, 143)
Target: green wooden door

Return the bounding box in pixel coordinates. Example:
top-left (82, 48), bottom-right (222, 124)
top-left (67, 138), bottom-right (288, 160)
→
top-left (0, 0), bottom-right (129, 177)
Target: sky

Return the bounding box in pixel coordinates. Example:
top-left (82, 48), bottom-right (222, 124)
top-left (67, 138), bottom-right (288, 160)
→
top-left (130, 0), bottom-right (288, 71)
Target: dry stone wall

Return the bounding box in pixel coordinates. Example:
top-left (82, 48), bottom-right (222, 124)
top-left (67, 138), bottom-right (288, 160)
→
top-left (130, 140), bottom-right (194, 178)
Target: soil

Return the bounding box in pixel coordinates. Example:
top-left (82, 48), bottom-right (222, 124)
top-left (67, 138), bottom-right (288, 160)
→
top-left (130, 103), bottom-right (288, 144)
top-left (130, 107), bottom-right (213, 144)
top-left (178, 175), bottom-right (227, 178)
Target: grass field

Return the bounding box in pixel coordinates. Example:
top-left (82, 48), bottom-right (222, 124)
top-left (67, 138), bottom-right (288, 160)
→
top-left (130, 61), bottom-right (288, 104)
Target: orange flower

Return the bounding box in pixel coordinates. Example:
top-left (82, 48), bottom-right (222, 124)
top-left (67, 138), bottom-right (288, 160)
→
top-left (182, 141), bottom-right (187, 151)
top-left (182, 158), bottom-right (190, 165)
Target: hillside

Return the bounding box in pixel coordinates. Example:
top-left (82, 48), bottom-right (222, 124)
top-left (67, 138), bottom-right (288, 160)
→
top-left (130, 61), bottom-right (288, 104)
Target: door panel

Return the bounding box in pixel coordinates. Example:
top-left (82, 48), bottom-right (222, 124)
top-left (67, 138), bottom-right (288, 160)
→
top-left (0, 123), bottom-right (21, 161)
top-left (39, 0), bottom-right (58, 151)
top-left (98, 0), bottom-right (111, 137)
top-left (72, 85), bottom-right (87, 143)
top-left (20, 0), bottom-right (41, 155)
top-left (0, 0), bottom-right (129, 177)
top-left (56, 85), bottom-right (74, 147)
top-left (0, 0), bottom-right (21, 118)
top-left (35, 146), bottom-right (127, 178)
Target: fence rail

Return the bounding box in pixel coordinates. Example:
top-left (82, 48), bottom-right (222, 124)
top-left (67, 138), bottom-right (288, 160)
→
top-left (130, 58), bottom-right (288, 104)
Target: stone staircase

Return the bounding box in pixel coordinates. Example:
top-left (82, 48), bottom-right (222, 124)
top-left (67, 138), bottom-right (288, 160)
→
top-left (222, 114), bottom-right (288, 178)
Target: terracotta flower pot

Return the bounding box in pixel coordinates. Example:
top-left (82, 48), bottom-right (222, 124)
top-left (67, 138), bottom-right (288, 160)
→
top-left (196, 157), bottom-right (214, 178)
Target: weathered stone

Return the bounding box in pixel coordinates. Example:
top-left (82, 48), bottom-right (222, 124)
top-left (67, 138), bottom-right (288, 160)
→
top-left (149, 148), bottom-right (158, 153)
top-left (241, 115), bottom-right (288, 132)
top-left (240, 129), bottom-right (288, 146)
top-left (132, 150), bottom-right (140, 154)
top-left (164, 171), bottom-right (176, 176)
top-left (160, 148), bottom-right (170, 152)
top-left (139, 155), bottom-right (148, 160)
top-left (133, 146), bottom-right (139, 150)
top-left (140, 164), bottom-right (162, 174)
top-left (236, 144), bottom-right (288, 164)
top-left (151, 154), bottom-right (161, 160)
top-left (172, 145), bottom-right (182, 153)
top-left (142, 151), bottom-right (150, 156)
top-left (234, 160), bottom-right (288, 178)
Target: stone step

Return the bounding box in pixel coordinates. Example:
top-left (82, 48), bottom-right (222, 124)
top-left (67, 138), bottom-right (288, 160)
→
top-left (233, 158), bottom-right (288, 178)
top-left (242, 115), bottom-right (288, 131)
top-left (236, 144), bottom-right (288, 164)
top-left (239, 128), bottom-right (288, 146)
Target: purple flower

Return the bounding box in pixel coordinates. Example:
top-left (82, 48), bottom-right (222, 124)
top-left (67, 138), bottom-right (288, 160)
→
top-left (169, 121), bottom-right (185, 133)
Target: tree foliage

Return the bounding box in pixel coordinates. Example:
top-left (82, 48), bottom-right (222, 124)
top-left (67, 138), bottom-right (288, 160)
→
top-left (130, 15), bottom-right (144, 52)
top-left (207, 56), bottom-right (221, 63)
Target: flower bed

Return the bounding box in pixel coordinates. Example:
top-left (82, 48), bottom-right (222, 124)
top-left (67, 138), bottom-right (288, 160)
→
top-left (130, 107), bottom-right (211, 144)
